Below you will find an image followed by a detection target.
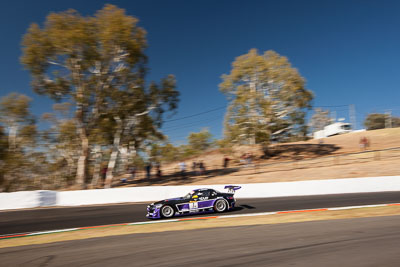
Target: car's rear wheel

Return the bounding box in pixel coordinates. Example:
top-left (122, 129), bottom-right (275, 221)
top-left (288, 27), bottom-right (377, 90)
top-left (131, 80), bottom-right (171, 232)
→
top-left (214, 199), bottom-right (227, 213)
top-left (161, 205), bottom-right (175, 218)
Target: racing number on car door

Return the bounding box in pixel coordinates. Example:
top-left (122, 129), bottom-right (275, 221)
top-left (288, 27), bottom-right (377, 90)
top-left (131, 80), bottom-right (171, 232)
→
top-left (189, 202), bottom-right (198, 211)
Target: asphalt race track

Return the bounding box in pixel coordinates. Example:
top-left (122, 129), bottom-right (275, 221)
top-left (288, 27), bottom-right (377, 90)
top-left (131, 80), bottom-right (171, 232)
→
top-left (1, 215), bottom-right (400, 266)
top-left (1, 191), bottom-right (400, 235)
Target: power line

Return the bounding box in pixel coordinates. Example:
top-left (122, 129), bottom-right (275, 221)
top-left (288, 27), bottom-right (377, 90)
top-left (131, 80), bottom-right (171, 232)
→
top-left (163, 105), bottom-right (226, 123)
top-left (314, 105), bottom-right (349, 108)
top-left (162, 116), bottom-right (222, 132)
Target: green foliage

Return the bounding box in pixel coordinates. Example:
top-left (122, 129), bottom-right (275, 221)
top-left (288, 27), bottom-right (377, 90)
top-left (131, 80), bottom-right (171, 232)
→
top-left (187, 128), bottom-right (213, 152)
top-left (0, 93), bottom-right (39, 192)
top-left (364, 113), bottom-right (400, 130)
top-left (215, 138), bottom-right (233, 155)
top-left (0, 93), bottom-right (37, 150)
top-left (146, 130), bottom-right (214, 164)
top-left (178, 144), bottom-right (197, 159)
top-left (309, 108), bottom-right (332, 132)
top-left (364, 114), bottom-right (385, 130)
top-left (0, 127), bottom-right (6, 160)
top-left (0, 127), bottom-right (7, 187)
top-left (220, 49), bottom-right (313, 144)
top-left (148, 142), bottom-right (194, 163)
top-left (160, 143), bottom-right (181, 162)
top-left (0, 93), bottom-right (34, 122)
top-left (21, 4), bottom-right (179, 187)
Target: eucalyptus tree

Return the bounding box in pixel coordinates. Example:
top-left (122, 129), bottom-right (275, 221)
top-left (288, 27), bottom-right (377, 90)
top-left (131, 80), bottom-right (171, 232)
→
top-left (21, 5), bottom-right (179, 188)
top-left (309, 108), bottom-right (332, 133)
top-left (0, 93), bottom-right (36, 151)
top-left (188, 128), bottom-right (213, 152)
top-left (41, 103), bottom-right (80, 184)
top-left (220, 49), bottom-right (313, 144)
top-left (103, 75), bottom-right (178, 188)
top-left (0, 126), bottom-right (6, 189)
top-left (0, 93), bottom-right (37, 191)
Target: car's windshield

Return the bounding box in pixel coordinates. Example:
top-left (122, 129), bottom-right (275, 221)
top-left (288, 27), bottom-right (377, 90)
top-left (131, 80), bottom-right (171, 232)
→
top-left (183, 191), bottom-right (195, 199)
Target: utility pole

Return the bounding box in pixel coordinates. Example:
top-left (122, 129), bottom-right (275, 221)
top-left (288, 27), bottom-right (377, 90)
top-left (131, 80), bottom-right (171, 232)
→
top-left (349, 104), bottom-right (356, 130)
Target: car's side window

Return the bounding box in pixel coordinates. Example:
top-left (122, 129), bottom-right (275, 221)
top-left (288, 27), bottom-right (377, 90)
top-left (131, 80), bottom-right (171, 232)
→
top-left (196, 190), bottom-right (210, 200)
top-left (203, 190), bottom-right (211, 197)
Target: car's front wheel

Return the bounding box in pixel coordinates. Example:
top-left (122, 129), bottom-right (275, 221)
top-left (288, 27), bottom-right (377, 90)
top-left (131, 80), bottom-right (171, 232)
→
top-left (214, 199), bottom-right (227, 213)
top-left (161, 205), bottom-right (175, 218)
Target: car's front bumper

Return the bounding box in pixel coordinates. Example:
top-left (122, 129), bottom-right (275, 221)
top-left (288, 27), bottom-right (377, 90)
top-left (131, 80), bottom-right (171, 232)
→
top-left (146, 205), bottom-right (161, 219)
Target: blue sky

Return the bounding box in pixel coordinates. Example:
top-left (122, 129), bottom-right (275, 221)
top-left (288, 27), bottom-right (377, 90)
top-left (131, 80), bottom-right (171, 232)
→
top-left (1, 0), bottom-right (400, 143)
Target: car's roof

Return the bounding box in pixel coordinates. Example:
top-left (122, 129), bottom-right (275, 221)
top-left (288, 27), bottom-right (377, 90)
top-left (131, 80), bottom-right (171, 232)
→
top-left (193, 188), bottom-right (212, 191)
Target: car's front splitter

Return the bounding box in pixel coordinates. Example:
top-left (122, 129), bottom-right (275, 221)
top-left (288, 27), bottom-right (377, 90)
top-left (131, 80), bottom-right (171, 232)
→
top-left (146, 202), bottom-right (236, 220)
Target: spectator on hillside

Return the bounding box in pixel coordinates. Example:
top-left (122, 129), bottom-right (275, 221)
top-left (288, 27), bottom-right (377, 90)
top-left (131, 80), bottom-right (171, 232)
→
top-left (101, 167), bottom-right (108, 183)
top-left (199, 161), bottom-right (206, 175)
top-left (223, 155), bottom-right (230, 168)
top-left (192, 161), bottom-right (197, 175)
top-left (145, 162), bottom-right (152, 179)
top-left (155, 163), bottom-right (162, 178)
top-left (359, 136), bottom-right (370, 150)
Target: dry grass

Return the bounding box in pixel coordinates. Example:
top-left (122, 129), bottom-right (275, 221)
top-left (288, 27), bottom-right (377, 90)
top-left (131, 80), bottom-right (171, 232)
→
top-left (2, 205), bottom-right (400, 249)
top-left (114, 128), bottom-right (400, 187)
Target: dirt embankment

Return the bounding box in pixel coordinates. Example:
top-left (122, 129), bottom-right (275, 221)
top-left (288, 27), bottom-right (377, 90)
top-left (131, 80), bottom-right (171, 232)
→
top-left (118, 128), bottom-right (400, 187)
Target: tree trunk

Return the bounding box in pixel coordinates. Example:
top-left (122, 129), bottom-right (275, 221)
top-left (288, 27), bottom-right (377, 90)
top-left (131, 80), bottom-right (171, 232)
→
top-left (104, 149), bottom-right (118, 188)
top-left (65, 154), bottom-right (75, 179)
top-left (73, 63), bottom-right (88, 189)
top-left (91, 145), bottom-right (102, 188)
top-left (104, 117), bottom-right (123, 188)
top-left (8, 125), bottom-right (17, 151)
top-left (76, 130), bottom-right (89, 188)
top-left (119, 146), bottom-right (129, 174)
top-left (61, 151), bottom-right (76, 182)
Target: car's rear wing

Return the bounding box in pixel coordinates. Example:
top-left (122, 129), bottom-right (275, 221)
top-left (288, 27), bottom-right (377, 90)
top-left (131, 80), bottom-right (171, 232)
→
top-left (224, 185), bottom-right (241, 194)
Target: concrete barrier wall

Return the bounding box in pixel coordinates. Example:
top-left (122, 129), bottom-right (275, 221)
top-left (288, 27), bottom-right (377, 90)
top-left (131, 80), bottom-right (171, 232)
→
top-left (38, 190), bottom-right (57, 206)
top-left (0, 190), bottom-right (56, 210)
top-left (1, 176), bottom-right (400, 210)
top-left (233, 176), bottom-right (400, 198)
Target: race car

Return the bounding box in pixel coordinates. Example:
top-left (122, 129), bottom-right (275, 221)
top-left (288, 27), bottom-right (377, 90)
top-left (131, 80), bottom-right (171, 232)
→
top-left (146, 185), bottom-right (241, 219)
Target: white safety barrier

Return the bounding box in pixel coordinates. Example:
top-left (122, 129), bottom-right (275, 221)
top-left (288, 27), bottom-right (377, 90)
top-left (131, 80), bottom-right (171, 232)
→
top-left (0, 190), bottom-right (56, 210)
top-left (233, 176), bottom-right (400, 198)
top-left (1, 176), bottom-right (400, 210)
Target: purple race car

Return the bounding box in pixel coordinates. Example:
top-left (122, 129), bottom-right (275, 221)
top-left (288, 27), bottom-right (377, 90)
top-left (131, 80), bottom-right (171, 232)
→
top-left (146, 185), bottom-right (241, 219)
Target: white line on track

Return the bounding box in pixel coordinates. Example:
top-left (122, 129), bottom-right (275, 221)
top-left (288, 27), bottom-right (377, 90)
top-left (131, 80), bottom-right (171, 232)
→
top-left (2, 202), bottom-right (400, 240)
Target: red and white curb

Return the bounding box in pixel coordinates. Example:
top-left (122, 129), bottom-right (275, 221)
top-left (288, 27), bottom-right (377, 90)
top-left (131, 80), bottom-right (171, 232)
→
top-left (1, 202), bottom-right (400, 240)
